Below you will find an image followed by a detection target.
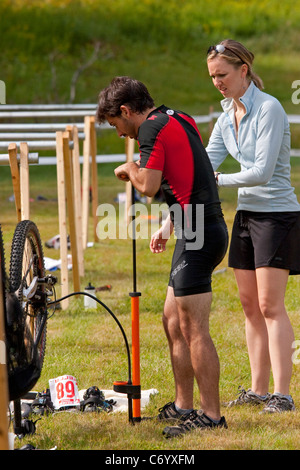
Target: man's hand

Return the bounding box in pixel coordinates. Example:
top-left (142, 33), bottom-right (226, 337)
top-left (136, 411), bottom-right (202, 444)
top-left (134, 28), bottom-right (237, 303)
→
top-left (149, 215), bottom-right (173, 253)
top-left (114, 163), bottom-right (131, 181)
top-left (114, 162), bottom-right (162, 197)
top-left (150, 232), bottom-right (168, 253)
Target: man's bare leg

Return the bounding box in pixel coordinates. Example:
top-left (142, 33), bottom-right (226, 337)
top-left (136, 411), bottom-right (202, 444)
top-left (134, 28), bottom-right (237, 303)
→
top-left (163, 287), bottom-right (194, 410)
top-left (164, 287), bottom-right (221, 420)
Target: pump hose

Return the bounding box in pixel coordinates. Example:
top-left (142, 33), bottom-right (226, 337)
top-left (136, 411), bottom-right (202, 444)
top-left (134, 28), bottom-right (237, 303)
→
top-left (47, 292), bottom-right (132, 383)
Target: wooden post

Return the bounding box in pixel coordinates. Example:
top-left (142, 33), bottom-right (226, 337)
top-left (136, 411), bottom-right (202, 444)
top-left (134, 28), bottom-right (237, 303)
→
top-left (82, 116), bottom-right (91, 249)
top-left (8, 143), bottom-right (21, 222)
top-left (90, 117), bottom-right (98, 243)
top-left (62, 131), bottom-right (81, 294)
top-left (56, 132), bottom-right (69, 309)
top-left (8, 142), bottom-right (30, 222)
top-left (209, 105), bottom-right (214, 135)
top-left (66, 126), bottom-right (84, 277)
top-left (82, 116), bottom-right (98, 247)
top-left (0, 267), bottom-right (9, 450)
top-left (20, 142), bottom-right (30, 221)
top-left (125, 137), bottom-right (135, 225)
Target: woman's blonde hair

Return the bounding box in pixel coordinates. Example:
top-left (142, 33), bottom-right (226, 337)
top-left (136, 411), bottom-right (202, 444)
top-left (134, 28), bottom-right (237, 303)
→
top-left (207, 39), bottom-right (264, 90)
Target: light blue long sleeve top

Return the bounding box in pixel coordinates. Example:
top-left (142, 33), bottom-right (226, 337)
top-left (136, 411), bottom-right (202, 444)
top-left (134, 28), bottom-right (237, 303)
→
top-left (206, 81), bottom-right (300, 212)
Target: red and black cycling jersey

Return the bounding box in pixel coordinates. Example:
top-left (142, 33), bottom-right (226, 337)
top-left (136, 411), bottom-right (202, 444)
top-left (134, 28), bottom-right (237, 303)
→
top-left (138, 105), bottom-right (222, 225)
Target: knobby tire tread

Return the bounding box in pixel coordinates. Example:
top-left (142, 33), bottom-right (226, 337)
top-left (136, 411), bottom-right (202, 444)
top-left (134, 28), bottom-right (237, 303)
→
top-left (9, 220), bottom-right (47, 388)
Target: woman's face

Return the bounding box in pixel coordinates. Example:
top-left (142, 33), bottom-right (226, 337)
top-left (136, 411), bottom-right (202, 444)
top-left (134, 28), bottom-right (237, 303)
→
top-left (207, 56), bottom-right (248, 101)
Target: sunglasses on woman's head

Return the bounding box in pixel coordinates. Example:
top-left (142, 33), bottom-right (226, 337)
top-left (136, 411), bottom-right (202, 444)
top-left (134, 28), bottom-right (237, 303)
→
top-left (207, 44), bottom-right (245, 64)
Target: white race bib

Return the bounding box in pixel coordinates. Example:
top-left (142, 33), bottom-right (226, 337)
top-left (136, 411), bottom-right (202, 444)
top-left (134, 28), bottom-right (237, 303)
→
top-left (49, 375), bottom-right (80, 410)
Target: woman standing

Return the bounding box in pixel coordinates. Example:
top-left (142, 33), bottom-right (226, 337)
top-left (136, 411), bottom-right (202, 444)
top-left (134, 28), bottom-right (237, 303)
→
top-left (206, 39), bottom-right (300, 413)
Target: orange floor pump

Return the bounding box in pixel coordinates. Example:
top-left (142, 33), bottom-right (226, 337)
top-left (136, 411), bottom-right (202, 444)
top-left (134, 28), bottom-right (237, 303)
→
top-left (113, 186), bottom-right (141, 423)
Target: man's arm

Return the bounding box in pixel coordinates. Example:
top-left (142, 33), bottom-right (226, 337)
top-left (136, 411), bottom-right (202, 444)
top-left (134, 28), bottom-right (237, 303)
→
top-left (114, 161), bottom-right (162, 197)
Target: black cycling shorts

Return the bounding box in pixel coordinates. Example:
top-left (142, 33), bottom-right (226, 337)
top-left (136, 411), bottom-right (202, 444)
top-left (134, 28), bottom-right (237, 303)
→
top-left (228, 210), bottom-right (300, 274)
top-left (168, 217), bottom-right (228, 296)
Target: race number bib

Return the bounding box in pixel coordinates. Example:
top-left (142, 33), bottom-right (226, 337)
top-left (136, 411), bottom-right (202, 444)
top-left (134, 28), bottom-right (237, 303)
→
top-left (49, 375), bottom-right (80, 410)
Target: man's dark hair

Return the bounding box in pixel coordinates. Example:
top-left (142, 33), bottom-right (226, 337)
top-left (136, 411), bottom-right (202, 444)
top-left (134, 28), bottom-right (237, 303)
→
top-left (96, 76), bottom-right (155, 123)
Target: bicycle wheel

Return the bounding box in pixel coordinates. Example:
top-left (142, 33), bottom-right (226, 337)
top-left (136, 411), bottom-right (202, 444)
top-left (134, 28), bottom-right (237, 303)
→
top-left (7, 220), bottom-right (47, 400)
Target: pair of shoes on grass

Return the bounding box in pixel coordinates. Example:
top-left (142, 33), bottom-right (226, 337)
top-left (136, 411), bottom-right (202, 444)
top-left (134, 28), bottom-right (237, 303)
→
top-left (157, 389), bottom-right (296, 438)
top-left (225, 386), bottom-right (295, 413)
top-left (157, 401), bottom-right (227, 438)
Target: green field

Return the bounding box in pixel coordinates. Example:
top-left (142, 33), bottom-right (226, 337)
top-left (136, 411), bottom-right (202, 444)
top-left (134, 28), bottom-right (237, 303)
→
top-left (1, 0), bottom-right (300, 113)
top-left (1, 157), bottom-right (299, 451)
top-left (1, 0), bottom-right (300, 451)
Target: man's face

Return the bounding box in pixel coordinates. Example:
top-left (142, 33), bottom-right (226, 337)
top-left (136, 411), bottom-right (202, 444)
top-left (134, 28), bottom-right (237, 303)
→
top-left (107, 106), bottom-right (139, 140)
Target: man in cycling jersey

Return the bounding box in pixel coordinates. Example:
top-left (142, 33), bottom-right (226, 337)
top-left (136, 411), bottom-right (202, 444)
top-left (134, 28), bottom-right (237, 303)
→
top-left (96, 76), bottom-right (228, 437)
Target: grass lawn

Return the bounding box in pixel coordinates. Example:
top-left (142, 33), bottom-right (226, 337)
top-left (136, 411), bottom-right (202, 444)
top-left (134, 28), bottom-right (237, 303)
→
top-left (1, 0), bottom-right (300, 452)
top-left (1, 155), bottom-right (300, 451)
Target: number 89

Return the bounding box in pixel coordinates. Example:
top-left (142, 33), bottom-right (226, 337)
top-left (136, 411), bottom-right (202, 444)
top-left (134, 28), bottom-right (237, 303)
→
top-left (56, 380), bottom-right (75, 399)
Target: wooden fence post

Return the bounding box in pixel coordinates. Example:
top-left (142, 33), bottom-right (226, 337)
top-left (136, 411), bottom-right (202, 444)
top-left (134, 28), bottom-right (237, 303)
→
top-left (90, 117), bottom-right (98, 243)
top-left (82, 116), bottom-right (91, 249)
top-left (8, 142), bottom-right (30, 222)
top-left (20, 142), bottom-right (30, 221)
top-left (56, 132), bottom-right (69, 309)
top-left (125, 137), bottom-right (135, 225)
top-left (209, 105), bottom-right (214, 135)
top-left (81, 116), bottom-right (98, 247)
top-left (62, 131), bottom-right (81, 294)
top-left (8, 143), bottom-right (21, 222)
top-left (66, 125), bottom-right (84, 277)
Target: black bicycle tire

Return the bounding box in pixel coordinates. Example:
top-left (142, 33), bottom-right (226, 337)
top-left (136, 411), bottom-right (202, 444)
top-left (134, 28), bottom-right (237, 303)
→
top-left (10, 220), bottom-right (44, 291)
top-left (8, 220), bottom-right (47, 398)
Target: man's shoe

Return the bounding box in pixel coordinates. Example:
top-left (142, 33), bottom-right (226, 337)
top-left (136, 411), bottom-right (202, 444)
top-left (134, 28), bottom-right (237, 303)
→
top-left (261, 394), bottom-right (295, 413)
top-left (157, 402), bottom-right (193, 422)
top-left (162, 410), bottom-right (227, 438)
top-left (225, 386), bottom-right (271, 407)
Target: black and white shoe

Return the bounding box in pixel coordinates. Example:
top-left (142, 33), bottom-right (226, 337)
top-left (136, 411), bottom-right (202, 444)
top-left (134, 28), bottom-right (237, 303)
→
top-left (157, 402), bottom-right (193, 422)
top-left (162, 410), bottom-right (227, 438)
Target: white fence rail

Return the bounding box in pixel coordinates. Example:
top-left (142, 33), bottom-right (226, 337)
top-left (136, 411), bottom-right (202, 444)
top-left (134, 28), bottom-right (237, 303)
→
top-left (0, 105), bottom-right (299, 161)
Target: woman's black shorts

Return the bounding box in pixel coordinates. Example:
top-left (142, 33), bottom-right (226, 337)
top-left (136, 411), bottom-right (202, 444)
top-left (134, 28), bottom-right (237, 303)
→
top-left (228, 210), bottom-right (300, 274)
top-left (168, 217), bottom-right (228, 296)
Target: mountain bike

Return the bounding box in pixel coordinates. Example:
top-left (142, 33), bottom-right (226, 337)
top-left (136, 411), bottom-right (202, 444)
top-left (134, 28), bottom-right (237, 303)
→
top-left (2, 220), bottom-right (57, 435)
top-left (3, 203), bottom-right (141, 435)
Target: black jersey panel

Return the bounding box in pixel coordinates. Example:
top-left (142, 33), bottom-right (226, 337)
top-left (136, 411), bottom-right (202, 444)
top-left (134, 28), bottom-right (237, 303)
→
top-left (138, 106), bottom-right (222, 220)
